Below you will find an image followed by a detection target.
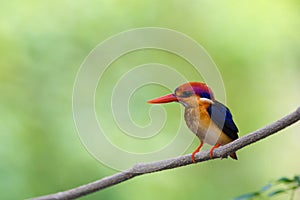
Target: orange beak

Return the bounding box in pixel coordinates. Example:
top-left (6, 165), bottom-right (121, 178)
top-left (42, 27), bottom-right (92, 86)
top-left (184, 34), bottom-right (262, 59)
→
top-left (147, 94), bottom-right (178, 104)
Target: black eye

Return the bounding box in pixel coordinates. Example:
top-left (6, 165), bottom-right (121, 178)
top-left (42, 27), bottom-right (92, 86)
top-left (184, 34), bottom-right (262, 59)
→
top-left (180, 91), bottom-right (194, 98)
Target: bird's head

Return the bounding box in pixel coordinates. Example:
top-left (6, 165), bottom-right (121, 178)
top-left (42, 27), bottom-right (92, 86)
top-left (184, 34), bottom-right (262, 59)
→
top-left (148, 82), bottom-right (214, 108)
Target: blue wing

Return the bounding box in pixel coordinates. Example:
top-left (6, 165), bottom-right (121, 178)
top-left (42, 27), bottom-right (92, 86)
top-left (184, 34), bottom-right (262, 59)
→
top-left (207, 101), bottom-right (239, 140)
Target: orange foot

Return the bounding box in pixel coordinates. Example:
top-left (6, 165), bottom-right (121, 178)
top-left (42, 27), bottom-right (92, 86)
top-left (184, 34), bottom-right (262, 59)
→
top-left (191, 141), bottom-right (204, 163)
top-left (209, 143), bottom-right (221, 159)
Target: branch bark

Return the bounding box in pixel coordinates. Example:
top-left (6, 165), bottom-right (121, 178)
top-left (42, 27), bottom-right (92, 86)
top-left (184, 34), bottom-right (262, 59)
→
top-left (31, 107), bottom-right (300, 200)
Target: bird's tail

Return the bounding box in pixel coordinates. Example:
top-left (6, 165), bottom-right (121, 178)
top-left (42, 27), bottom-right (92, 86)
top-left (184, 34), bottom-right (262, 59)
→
top-left (230, 152), bottom-right (238, 160)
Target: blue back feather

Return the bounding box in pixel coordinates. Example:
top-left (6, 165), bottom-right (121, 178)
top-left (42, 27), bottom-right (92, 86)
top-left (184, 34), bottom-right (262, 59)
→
top-left (207, 101), bottom-right (239, 140)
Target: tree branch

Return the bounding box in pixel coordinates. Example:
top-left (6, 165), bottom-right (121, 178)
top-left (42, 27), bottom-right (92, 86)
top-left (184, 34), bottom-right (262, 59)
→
top-left (31, 107), bottom-right (300, 200)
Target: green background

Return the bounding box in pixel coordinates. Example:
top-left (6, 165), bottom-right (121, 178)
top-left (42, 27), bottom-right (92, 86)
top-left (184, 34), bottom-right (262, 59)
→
top-left (1, 1), bottom-right (299, 199)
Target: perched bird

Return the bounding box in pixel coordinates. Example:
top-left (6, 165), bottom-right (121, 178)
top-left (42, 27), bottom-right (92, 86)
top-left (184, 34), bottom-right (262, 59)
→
top-left (148, 82), bottom-right (239, 162)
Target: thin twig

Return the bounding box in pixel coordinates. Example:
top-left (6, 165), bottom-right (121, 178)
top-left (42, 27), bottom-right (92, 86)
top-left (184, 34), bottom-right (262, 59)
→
top-left (30, 107), bottom-right (300, 200)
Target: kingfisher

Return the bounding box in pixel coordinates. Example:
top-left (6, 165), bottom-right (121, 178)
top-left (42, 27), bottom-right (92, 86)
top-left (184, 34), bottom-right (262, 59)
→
top-left (147, 82), bottom-right (239, 162)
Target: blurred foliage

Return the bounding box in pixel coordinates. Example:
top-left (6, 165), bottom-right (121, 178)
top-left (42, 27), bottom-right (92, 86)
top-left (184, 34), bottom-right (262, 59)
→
top-left (0, 0), bottom-right (300, 200)
top-left (234, 175), bottom-right (300, 200)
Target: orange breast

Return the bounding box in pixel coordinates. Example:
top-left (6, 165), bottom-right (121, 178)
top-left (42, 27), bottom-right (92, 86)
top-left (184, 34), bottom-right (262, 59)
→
top-left (184, 105), bottom-right (232, 146)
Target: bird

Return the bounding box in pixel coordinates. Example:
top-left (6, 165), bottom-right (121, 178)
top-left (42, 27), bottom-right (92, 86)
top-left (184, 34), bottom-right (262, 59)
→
top-left (147, 82), bottom-right (239, 162)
